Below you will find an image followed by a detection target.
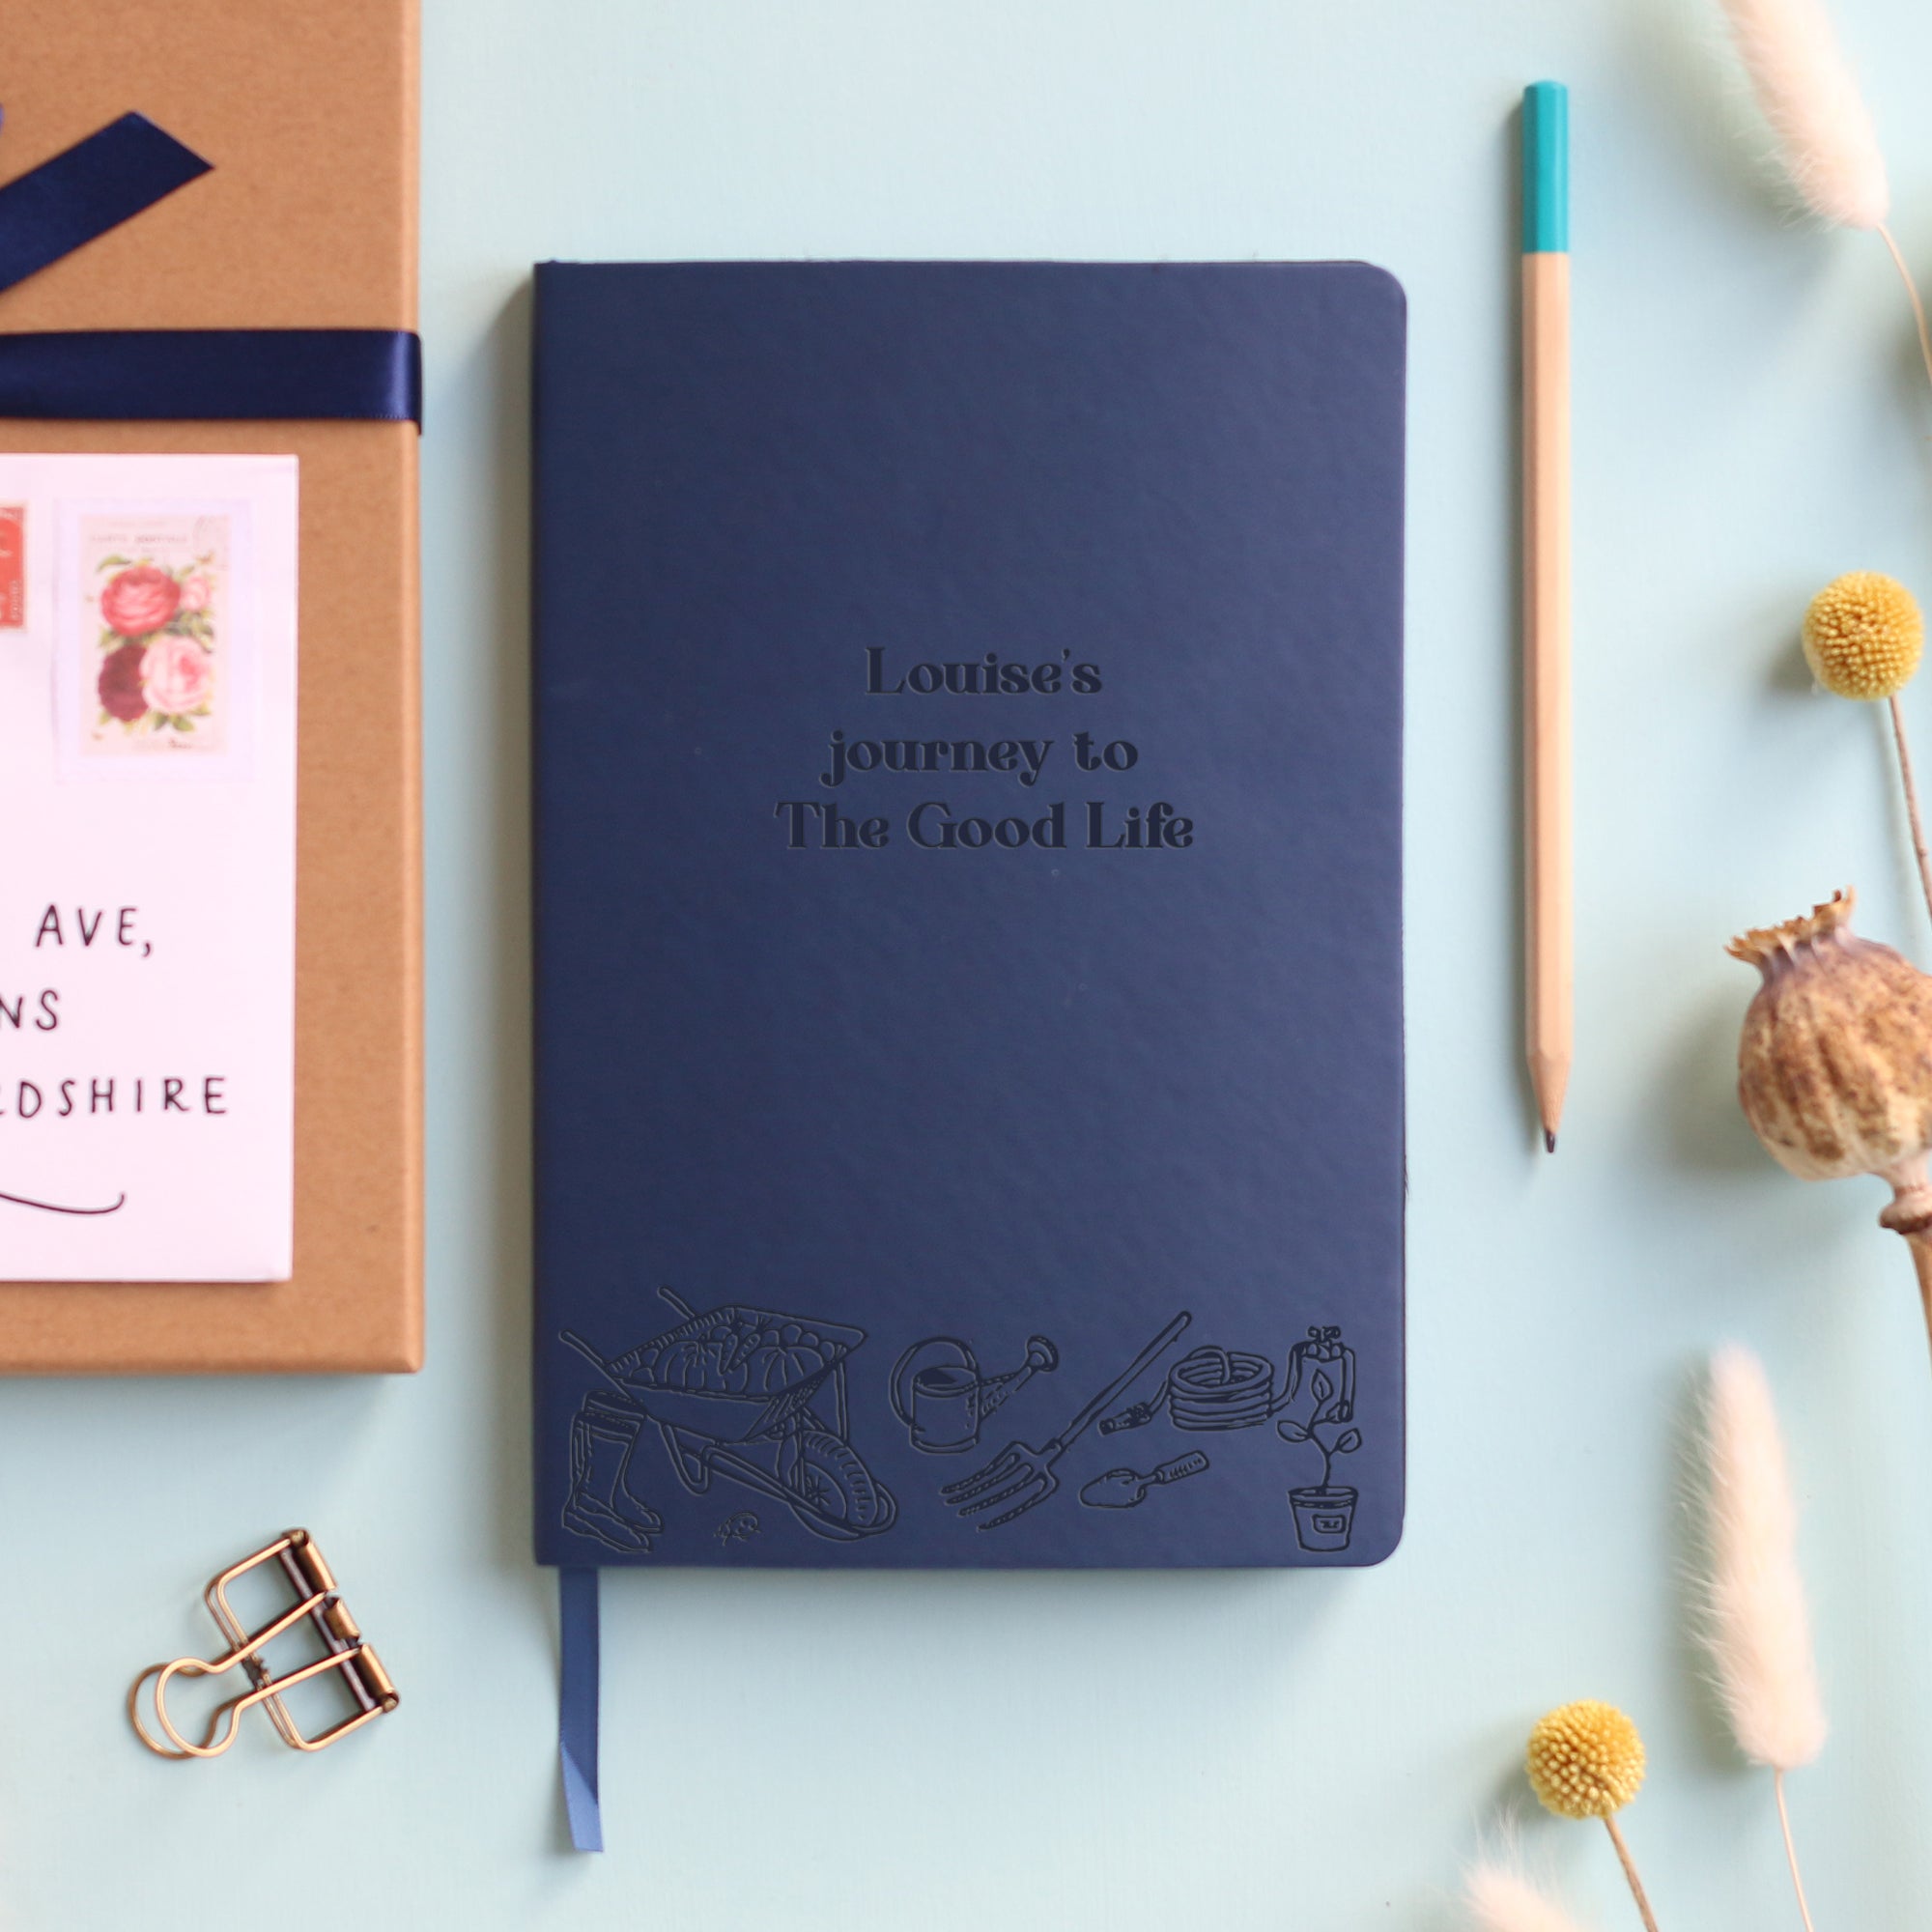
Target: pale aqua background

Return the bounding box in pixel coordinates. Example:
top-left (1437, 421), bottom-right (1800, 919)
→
top-left (6, 0), bottom-right (1932, 1925)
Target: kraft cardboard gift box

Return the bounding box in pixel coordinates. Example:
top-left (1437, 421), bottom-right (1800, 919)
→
top-left (0, 0), bottom-right (422, 1371)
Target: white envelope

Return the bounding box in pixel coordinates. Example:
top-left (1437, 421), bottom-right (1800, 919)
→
top-left (0, 454), bottom-right (297, 1282)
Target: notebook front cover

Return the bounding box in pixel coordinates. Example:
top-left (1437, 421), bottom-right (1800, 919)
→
top-left (534, 261), bottom-right (1405, 1568)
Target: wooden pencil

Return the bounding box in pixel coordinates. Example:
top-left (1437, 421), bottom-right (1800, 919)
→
top-left (1522, 80), bottom-right (1573, 1152)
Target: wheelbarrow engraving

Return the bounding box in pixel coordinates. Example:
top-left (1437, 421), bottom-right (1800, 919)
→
top-left (560, 1287), bottom-right (898, 1549)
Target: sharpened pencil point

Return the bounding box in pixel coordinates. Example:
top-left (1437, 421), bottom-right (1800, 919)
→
top-left (1545, 1129), bottom-right (1557, 1153)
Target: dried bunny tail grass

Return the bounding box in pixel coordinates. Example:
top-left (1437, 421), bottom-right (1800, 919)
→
top-left (1465, 1861), bottom-right (1596, 1932)
top-left (1716, 0), bottom-right (1888, 227)
top-left (1712, 1), bottom-right (1932, 706)
top-left (1698, 1346), bottom-right (1827, 1772)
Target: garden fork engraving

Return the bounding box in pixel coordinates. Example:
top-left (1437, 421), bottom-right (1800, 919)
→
top-left (941, 1312), bottom-right (1191, 1529)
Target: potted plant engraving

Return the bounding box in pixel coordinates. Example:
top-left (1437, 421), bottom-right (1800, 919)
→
top-left (1276, 1325), bottom-right (1361, 1551)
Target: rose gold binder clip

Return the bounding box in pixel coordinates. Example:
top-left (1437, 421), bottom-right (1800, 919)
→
top-left (129, 1529), bottom-right (399, 1759)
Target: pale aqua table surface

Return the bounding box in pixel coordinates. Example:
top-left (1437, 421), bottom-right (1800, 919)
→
top-left (7, 1), bottom-right (1932, 1924)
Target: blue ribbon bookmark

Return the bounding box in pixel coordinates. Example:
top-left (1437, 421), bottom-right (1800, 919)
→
top-left (559, 1568), bottom-right (603, 1853)
top-left (0, 113), bottom-right (210, 296)
top-left (0, 328), bottom-right (421, 423)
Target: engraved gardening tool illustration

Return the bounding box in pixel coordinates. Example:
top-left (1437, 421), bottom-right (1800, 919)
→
top-left (561, 1287), bottom-right (897, 1548)
top-left (1078, 1450), bottom-right (1210, 1511)
top-left (1276, 1324), bottom-right (1363, 1552)
top-left (942, 1310), bottom-right (1192, 1530)
top-left (1099, 1325), bottom-right (1355, 1436)
top-left (1088, 1319), bottom-right (1365, 1549)
top-left (889, 1331), bottom-right (1059, 1454)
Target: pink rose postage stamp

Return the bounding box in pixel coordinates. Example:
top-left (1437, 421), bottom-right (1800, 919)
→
top-left (75, 513), bottom-right (230, 759)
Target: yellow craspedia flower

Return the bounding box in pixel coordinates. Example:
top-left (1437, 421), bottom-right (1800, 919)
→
top-left (1525, 1700), bottom-right (1646, 1819)
top-left (1803, 572), bottom-right (1923, 699)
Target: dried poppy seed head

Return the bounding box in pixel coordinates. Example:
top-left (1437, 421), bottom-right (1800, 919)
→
top-left (1526, 1700), bottom-right (1646, 1819)
top-left (1803, 572), bottom-right (1923, 699)
top-left (1728, 890), bottom-right (1932, 1208)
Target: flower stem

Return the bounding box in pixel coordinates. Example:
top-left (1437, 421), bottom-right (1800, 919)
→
top-left (1878, 226), bottom-right (1932, 398)
top-left (1872, 229), bottom-right (1932, 934)
top-left (1879, 1167), bottom-right (1932, 1371)
top-left (1870, 224), bottom-right (1932, 390)
top-left (1774, 1770), bottom-right (1819, 1932)
top-left (1886, 695), bottom-right (1932, 932)
top-left (1902, 1229), bottom-right (1932, 1374)
top-left (1603, 1815), bottom-right (1662, 1932)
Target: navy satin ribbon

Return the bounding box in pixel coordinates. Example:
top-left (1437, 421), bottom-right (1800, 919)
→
top-left (0, 109), bottom-right (422, 426)
top-left (0, 113), bottom-right (209, 296)
top-left (0, 329), bottom-right (421, 422)
top-left (559, 1569), bottom-right (604, 1853)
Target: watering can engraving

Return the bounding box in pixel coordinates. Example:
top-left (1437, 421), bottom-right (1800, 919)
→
top-left (889, 1332), bottom-right (1059, 1454)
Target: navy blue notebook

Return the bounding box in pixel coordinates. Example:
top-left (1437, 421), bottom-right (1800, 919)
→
top-left (533, 261), bottom-right (1406, 1569)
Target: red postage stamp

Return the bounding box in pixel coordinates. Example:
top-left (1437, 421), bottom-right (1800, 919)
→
top-left (0, 506), bottom-right (23, 628)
